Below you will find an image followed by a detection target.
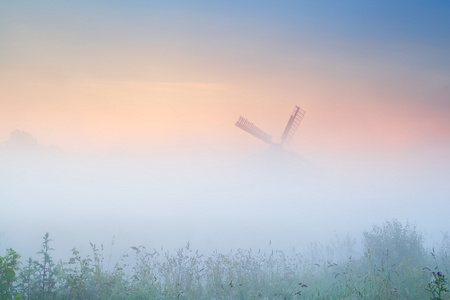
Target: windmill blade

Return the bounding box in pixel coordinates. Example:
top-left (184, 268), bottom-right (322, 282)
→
top-left (235, 116), bottom-right (273, 145)
top-left (281, 105), bottom-right (306, 145)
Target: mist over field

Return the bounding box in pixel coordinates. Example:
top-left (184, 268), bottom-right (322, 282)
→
top-left (1, 130), bottom-right (449, 263)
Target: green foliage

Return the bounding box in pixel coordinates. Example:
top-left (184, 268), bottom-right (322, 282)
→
top-left (36, 233), bottom-right (56, 299)
top-left (17, 258), bottom-right (39, 300)
top-left (363, 219), bottom-right (425, 266)
top-left (16, 233), bottom-right (56, 300)
top-left (426, 269), bottom-right (449, 300)
top-left (424, 248), bottom-right (450, 300)
top-left (55, 242), bottom-right (129, 299)
top-left (6, 221), bottom-right (450, 299)
top-left (0, 249), bottom-right (21, 300)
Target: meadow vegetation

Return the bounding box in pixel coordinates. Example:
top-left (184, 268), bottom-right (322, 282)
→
top-left (1, 219), bottom-right (449, 299)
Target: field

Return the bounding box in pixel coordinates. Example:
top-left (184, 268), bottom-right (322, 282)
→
top-left (1, 220), bottom-right (449, 299)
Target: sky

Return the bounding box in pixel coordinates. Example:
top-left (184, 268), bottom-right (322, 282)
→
top-left (1, 1), bottom-right (450, 260)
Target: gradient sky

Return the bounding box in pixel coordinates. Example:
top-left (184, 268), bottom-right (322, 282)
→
top-left (1, 1), bottom-right (450, 257)
top-left (1, 0), bottom-right (449, 161)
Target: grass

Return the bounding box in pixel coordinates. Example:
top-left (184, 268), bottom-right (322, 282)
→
top-left (1, 220), bottom-right (450, 299)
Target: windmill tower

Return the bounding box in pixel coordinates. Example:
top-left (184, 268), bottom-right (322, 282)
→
top-left (235, 105), bottom-right (306, 150)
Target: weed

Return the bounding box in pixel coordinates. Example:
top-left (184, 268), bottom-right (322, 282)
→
top-left (6, 220), bottom-right (450, 299)
top-left (426, 270), bottom-right (449, 300)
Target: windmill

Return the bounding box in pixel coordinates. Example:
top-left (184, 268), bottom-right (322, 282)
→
top-left (235, 105), bottom-right (306, 149)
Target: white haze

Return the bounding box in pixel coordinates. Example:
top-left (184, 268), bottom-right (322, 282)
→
top-left (1, 135), bottom-right (449, 264)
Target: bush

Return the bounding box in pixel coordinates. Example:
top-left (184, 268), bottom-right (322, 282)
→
top-left (363, 219), bottom-right (425, 266)
top-left (0, 248), bottom-right (21, 300)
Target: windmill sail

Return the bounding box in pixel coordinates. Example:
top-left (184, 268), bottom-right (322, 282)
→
top-left (281, 106), bottom-right (305, 145)
top-left (235, 116), bottom-right (273, 145)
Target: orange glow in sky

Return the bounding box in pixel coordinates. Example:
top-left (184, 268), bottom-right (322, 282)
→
top-left (1, 1), bottom-right (449, 162)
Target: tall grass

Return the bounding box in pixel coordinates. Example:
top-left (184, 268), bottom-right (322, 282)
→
top-left (1, 220), bottom-right (449, 299)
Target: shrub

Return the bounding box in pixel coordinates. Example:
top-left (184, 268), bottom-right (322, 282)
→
top-left (0, 248), bottom-right (21, 300)
top-left (363, 219), bottom-right (425, 266)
